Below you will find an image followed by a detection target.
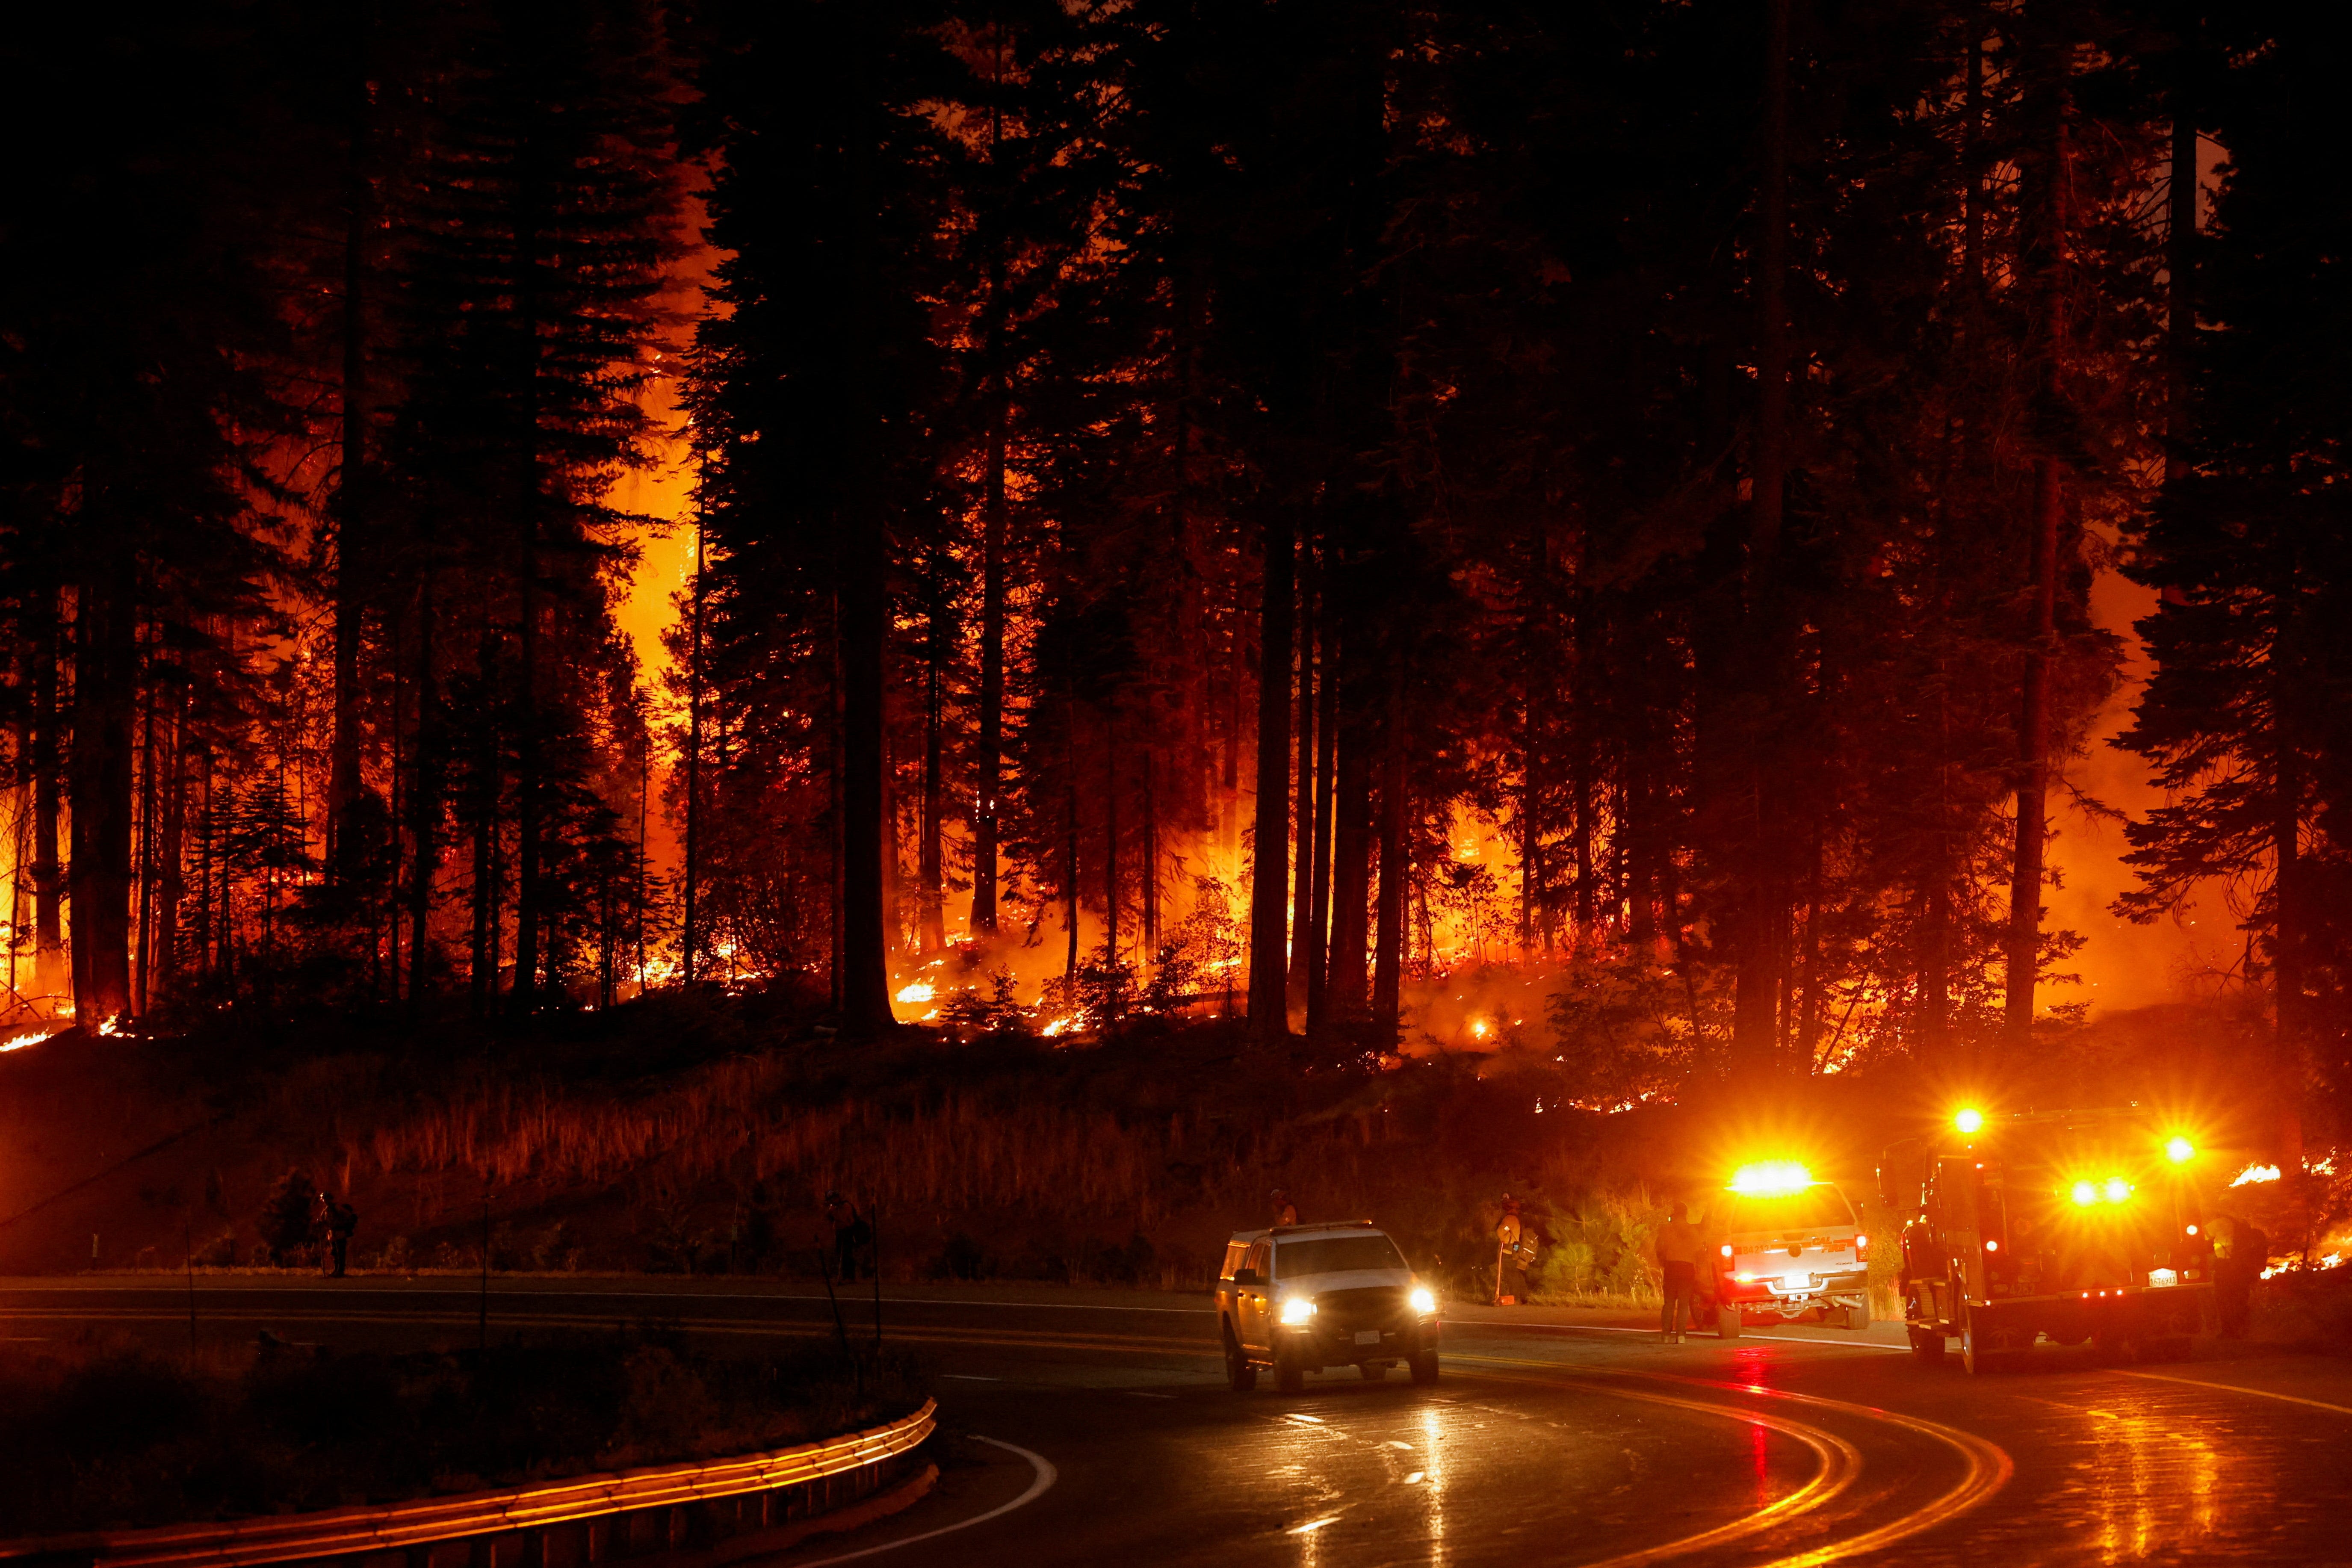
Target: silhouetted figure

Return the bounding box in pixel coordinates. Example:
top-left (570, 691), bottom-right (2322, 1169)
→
top-left (315, 1192), bottom-right (357, 1277)
top-left (1495, 1194), bottom-right (1527, 1305)
top-left (1656, 1200), bottom-right (1701, 1342)
top-left (1271, 1187), bottom-right (1298, 1227)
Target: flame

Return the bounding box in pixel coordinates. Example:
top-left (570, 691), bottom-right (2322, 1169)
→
top-left (1041, 1016), bottom-right (1077, 1038)
top-left (2231, 1163), bottom-right (2282, 1187)
top-left (0, 1030), bottom-right (46, 1053)
top-left (895, 981), bottom-right (935, 1004)
top-left (1469, 1018), bottom-right (1490, 1039)
top-left (96, 1015), bottom-right (124, 1038)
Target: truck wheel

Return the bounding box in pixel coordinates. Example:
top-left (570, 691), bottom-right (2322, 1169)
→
top-left (1409, 1350), bottom-right (1440, 1385)
top-left (1276, 1348), bottom-right (1306, 1393)
top-left (1719, 1305), bottom-right (1742, 1340)
top-left (1224, 1326), bottom-right (1256, 1392)
top-left (1908, 1324), bottom-right (1945, 1361)
top-left (1845, 1297), bottom-right (1874, 1331)
top-left (1961, 1310), bottom-right (1996, 1375)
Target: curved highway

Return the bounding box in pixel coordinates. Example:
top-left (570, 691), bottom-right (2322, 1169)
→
top-left (6, 1277), bottom-right (2349, 1565)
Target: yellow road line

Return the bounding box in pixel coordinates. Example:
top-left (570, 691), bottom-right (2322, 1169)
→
top-left (1637, 1371), bottom-right (2012, 1566)
top-left (2116, 1366), bottom-right (2352, 1418)
top-left (1453, 1359), bottom-right (1861, 1568)
top-left (1458, 1355), bottom-right (2012, 1566)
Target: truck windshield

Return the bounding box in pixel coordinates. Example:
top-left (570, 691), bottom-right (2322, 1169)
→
top-left (1716, 1185), bottom-right (1855, 1235)
top-left (1278, 1234), bottom-right (1406, 1277)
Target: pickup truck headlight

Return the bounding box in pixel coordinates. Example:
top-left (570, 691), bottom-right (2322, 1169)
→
top-left (1278, 1296), bottom-right (1318, 1326)
top-left (1409, 1287), bottom-right (1437, 1317)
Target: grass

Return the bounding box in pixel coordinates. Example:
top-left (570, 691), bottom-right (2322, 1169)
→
top-left (0, 1331), bottom-right (926, 1538)
top-left (6, 986), bottom-right (1922, 1302)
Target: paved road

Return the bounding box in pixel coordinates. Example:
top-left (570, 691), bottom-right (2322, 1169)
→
top-left (6, 1277), bottom-right (2351, 1565)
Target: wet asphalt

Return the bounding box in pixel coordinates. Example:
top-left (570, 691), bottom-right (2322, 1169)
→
top-left (3, 1277), bottom-right (2348, 1566)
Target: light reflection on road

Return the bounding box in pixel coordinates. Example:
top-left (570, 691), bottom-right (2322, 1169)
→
top-left (1422, 1402), bottom-right (1448, 1567)
top-left (2021, 1393), bottom-right (2231, 1565)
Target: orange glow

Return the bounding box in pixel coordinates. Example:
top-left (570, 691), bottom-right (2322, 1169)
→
top-left (1728, 1161), bottom-right (1812, 1196)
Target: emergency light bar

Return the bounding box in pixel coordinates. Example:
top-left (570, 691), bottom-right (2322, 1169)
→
top-left (1728, 1161), bottom-right (1813, 1196)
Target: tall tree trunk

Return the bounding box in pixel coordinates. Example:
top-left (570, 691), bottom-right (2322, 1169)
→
top-left (1327, 709), bottom-right (1374, 1021)
top-left (1142, 743), bottom-right (1159, 955)
top-left (682, 526), bottom-right (705, 983)
top-left (408, 578), bottom-right (439, 1007)
top-left (70, 558), bottom-right (138, 1022)
top-left (1287, 550), bottom-right (1317, 1005)
top-left (1570, 576), bottom-right (1596, 948)
top-left (157, 697), bottom-right (187, 997)
top-left (1104, 718), bottom-right (1120, 972)
top-left (1064, 702), bottom-right (1080, 986)
top-left (1733, 0), bottom-right (1793, 1071)
top-left (971, 39), bottom-right (1008, 940)
top-left (1247, 509), bottom-right (1294, 1038)
top-left (135, 620), bottom-right (155, 1013)
top-left (836, 42), bottom-right (895, 1041)
top-left (2005, 68), bottom-right (2070, 1041)
top-left (1304, 611), bottom-right (1338, 1030)
top-left (29, 588), bottom-right (66, 1003)
top-left (329, 16), bottom-right (373, 877)
top-left (1223, 617), bottom-right (1244, 865)
top-left (2271, 588), bottom-right (2302, 1142)
top-left (919, 556), bottom-right (946, 952)
top-left (841, 524), bottom-right (892, 1034)
top-left (1370, 647), bottom-right (1407, 1042)
top-left (510, 512), bottom-right (542, 1008)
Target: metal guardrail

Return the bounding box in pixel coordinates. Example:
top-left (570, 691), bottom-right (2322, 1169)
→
top-left (2, 1399), bottom-right (937, 1568)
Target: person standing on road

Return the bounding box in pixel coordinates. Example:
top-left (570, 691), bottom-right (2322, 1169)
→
top-left (321, 1195), bottom-right (357, 1278)
top-left (1656, 1200), bottom-right (1702, 1343)
top-left (1495, 1195), bottom-right (1525, 1305)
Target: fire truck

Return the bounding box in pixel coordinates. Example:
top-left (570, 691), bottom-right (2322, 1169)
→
top-left (1881, 1106), bottom-right (2214, 1373)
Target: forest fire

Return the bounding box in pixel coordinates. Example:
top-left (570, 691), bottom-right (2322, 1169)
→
top-left (0, 0), bottom-right (2333, 1196)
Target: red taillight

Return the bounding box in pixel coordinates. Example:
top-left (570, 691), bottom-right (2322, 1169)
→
top-left (1984, 1239), bottom-right (1998, 1253)
top-left (1720, 1243), bottom-right (1733, 1258)
top-left (1854, 1234), bottom-right (1870, 1259)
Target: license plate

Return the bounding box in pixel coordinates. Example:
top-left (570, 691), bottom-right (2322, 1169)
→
top-left (1355, 1329), bottom-right (1381, 1346)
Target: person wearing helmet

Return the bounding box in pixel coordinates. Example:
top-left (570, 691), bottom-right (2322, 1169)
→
top-left (1271, 1188), bottom-right (1299, 1227)
top-left (1495, 1195), bottom-right (1526, 1305)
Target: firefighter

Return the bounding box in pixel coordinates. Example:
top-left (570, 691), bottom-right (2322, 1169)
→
top-left (1655, 1199), bottom-right (1701, 1343)
top-left (312, 1192), bottom-right (356, 1278)
top-left (1495, 1194), bottom-right (1526, 1305)
top-left (1271, 1188), bottom-right (1299, 1227)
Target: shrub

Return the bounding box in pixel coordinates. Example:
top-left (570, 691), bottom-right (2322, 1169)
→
top-left (257, 1171), bottom-right (316, 1267)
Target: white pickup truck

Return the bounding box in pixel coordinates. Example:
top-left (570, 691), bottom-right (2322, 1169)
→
top-left (1213, 1220), bottom-right (1440, 1392)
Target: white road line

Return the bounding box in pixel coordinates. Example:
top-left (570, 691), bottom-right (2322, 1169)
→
top-left (788, 1435), bottom-right (1056, 1566)
top-left (1462, 1321), bottom-right (1907, 1352)
top-left (0, 1286), bottom-right (1210, 1315)
top-left (2118, 1367), bottom-right (2352, 1418)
